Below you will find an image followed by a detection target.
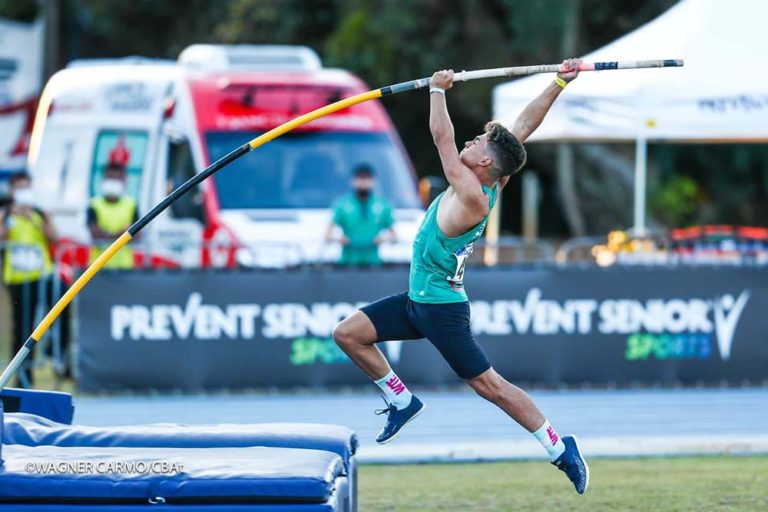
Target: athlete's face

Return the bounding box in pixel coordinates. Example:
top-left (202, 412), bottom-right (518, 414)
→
top-left (459, 133), bottom-right (491, 169)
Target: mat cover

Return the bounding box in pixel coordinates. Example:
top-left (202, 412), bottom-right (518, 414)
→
top-left (0, 444), bottom-right (343, 503)
top-left (0, 390), bottom-right (73, 424)
top-left (4, 414), bottom-right (357, 469)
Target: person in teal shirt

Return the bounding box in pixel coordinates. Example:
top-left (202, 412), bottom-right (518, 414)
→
top-left (332, 60), bottom-right (590, 495)
top-left (325, 165), bottom-right (395, 266)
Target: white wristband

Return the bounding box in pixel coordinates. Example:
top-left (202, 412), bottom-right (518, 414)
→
top-left (429, 87), bottom-right (445, 95)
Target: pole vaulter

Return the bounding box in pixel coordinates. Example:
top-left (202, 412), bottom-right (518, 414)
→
top-left (0, 58), bottom-right (683, 389)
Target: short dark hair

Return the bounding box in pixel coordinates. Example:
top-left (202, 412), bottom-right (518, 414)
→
top-left (352, 164), bottom-right (374, 178)
top-left (484, 121), bottom-right (527, 178)
top-left (9, 171), bottom-right (31, 187)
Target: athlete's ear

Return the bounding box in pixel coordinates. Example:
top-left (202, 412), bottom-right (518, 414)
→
top-left (478, 155), bottom-right (492, 168)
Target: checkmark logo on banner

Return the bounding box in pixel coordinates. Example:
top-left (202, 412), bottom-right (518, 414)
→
top-left (713, 290), bottom-right (750, 361)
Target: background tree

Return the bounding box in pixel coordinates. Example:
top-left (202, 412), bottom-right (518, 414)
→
top-left (2, 0), bottom-right (765, 236)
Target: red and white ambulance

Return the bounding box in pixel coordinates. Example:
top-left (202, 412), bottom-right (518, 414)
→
top-left (27, 45), bottom-right (423, 268)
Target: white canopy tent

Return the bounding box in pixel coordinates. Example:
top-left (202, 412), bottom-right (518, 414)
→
top-left (493, 0), bottom-right (768, 232)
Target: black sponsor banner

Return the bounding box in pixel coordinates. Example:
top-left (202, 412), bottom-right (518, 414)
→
top-left (75, 267), bottom-right (768, 391)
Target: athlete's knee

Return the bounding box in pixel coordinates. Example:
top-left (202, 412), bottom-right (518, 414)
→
top-left (331, 321), bottom-right (355, 348)
top-left (334, 311), bottom-right (377, 347)
top-left (467, 368), bottom-right (505, 403)
top-left (332, 317), bottom-right (369, 350)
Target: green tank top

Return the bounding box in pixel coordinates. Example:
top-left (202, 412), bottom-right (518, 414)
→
top-left (408, 183), bottom-right (498, 304)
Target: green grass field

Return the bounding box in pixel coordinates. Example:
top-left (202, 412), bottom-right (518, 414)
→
top-left (359, 456), bottom-right (768, 512)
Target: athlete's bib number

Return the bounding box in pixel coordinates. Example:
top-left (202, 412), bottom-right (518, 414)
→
top-left (9, 245), bottom-right (44, 272)
top-left (447, 244), bottom-right (473, 288)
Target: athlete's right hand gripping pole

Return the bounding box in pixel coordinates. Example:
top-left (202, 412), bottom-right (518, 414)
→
top-left (0, 58), bottom-right (682, 389)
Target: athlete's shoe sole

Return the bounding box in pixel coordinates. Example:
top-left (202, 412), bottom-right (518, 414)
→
top-left (569, 435), bottom-right (590, 494)
top-left (376, 402), bottom-right (426, 445)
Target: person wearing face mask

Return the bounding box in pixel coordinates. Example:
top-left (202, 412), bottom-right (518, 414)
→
top-left (325, 165), bottom-right (395, 266)
top-left (87, 163), bottom-right (139, 269)
top-left (0, 170), bottom-right (57, 387)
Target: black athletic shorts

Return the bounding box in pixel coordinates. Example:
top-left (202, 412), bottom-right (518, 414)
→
top-left (360, 291), bottom-right (491, 380)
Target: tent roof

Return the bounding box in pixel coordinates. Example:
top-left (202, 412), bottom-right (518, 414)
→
top-left (493, 0), bottom-right (768, 142)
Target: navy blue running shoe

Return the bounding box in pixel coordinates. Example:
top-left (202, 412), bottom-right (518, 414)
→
top-left (551, 435), bottom-right (589, 494)
top-left (375, 395), bottom-right (425, 444)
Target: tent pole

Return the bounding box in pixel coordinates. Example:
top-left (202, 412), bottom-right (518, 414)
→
top-left (633, 135), bottom-right (648, 234)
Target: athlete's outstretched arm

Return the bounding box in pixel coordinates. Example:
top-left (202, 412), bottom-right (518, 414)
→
top-left (429, 70), bottom-right (486, 209)
top-left (511, 58), bottom-right (582, 143)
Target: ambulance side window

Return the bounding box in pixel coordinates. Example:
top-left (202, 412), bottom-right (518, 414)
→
top-left (90, 130), bottom-right (147, 200)
top-left (167, 138), bottom-right (203, 221)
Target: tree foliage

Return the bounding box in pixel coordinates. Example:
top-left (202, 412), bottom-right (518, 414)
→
top-left (2, 0), bottom-right (765, 234)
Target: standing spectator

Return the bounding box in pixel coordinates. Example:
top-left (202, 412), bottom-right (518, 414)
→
top-left (0, 171), bottom-right (57, 387)
top-left (0, 175), bottom-right (12, 208)
top-left (325, 165), bottom-right (396, 266)
top-left (87, 163), bottom-right (139, 269)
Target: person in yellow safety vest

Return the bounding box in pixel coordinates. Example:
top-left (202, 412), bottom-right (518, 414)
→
top-left (87, 163), bottom-right (139, 269)
top-left (0, 171), bottom-right (58, 387)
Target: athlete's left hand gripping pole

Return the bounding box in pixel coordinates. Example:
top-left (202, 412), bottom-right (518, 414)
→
top-left (0, 58), bottom-right (683, 388)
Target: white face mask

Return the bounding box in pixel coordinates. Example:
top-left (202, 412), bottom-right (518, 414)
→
top-left (102, 178), bottom-right (126, 198)
top-left (13, 187), bottom-right (36, 208)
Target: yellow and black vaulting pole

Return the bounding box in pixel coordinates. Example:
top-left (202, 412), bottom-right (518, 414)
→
top-left (0, 59), bottom-right (682, 388)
